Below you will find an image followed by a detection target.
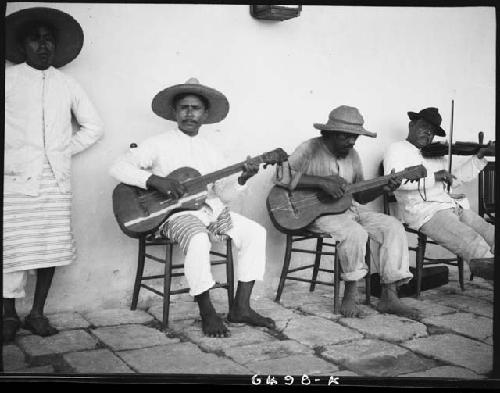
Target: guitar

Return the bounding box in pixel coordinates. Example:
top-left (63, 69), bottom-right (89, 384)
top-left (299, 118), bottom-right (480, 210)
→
top-left (266, 165), bottom-right (427, 232)
top-left (112, 148), bottom-right (288, 238)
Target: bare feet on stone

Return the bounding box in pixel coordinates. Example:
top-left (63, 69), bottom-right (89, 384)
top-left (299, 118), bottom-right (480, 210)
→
top-left (377, 284), bottom-right (419, 319)
top-left (340, 280), bottom-right (363, 318)
top-left (200, 311), bottom-right (230, 338)
top-left (227, 307), bottom-right (276, 329)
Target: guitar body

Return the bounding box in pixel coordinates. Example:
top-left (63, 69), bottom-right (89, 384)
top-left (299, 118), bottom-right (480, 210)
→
top-left (112, 166), bottom-right (208, 238)
top-left (266, 186), bottom-right (352, 232)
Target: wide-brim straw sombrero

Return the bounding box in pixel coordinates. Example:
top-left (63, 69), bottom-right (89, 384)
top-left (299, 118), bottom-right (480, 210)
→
top-left (152, 78), bottom-right (230, 124)
top-left (313, 105), bottom-right (377, 138)
top-left (6, 7), bottom-right (84, 68)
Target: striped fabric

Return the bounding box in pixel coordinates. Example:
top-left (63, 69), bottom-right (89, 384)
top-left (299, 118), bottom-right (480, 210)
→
top-left (161, 206), bottom-right (233, 254)
top-left (3, 158), bottom-right (75, 273)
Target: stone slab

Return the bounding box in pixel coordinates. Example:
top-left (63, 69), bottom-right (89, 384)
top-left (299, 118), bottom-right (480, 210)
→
top-left (245, 354), bottom-right (339, 375)
top-left (92, 324), bottom-right (179, 351)
top-left (399, 366), bottom-right (482, 379)
top-left (148, 301), bottom-right (200, 322)
top-left (278, 290), bottom-right (333, 309)
top-left (253, 300), bottom-right (301, 321)
top-left (283, 316), bottom-right (363, 347)
top-left (46, 312), bottom-right (91, 330)
top-left (422, 313), bottom-right (492, 341)
top-left (298, 302), bottom-right (342, 321)
top-left (17, 330), bottom-right (98, 357)
top-left (64, 349), bottom-right (134, 373)
top-left (322, 339), bottom-right (408, 365)
top-left (402, 333), bottom-right (492, 374)
top-left (223, 340), bottom-right (314, 364)
top-left (83, 308), bottom-right (153, 327)
top-left (181, 323), bottom-right (275, 353)
top-left (434, 295), bottom-right (493, 318)
top-left (399, 298), bottom-right (457, 319)
top-left (342, 351), bottom-right (438, 377)
top-left (119, 342), bottom-right (249, 374)
top-left (341, 314), bottom-right (427, 342)
top-left (10, 365), bottom-right (55, 373)
top-left (3, 345), bottom-right (28, 371)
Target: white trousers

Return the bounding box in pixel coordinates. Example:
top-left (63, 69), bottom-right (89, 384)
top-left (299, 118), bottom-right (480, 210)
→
top-left (3, 269), bottom-right (30, 298)
top-left (309, 204), bottom-right (413, 285)
top-left (184, 211), bottom-right (267, 296)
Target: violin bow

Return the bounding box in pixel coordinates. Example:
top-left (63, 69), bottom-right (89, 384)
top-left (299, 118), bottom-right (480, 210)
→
top-left (447, 99), bottom-right (454, 192)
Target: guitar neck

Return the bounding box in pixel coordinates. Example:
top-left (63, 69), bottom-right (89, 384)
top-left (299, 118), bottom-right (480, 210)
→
top-left (182, 155), bottom-right (264, 188)
top-left (345, 168), bottom-right (415, 195)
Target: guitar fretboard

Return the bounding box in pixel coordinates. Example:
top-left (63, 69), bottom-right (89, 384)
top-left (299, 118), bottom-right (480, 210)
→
top-left (345, 167), bottom-right (421, 195)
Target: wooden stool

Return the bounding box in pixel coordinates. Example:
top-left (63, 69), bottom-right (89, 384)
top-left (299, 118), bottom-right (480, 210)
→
top-left (130, 233), bottom-right (234, 330)
top-left (275, 230), bottom-right (371, 313)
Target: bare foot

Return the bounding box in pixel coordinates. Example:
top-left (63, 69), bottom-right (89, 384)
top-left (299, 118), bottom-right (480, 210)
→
top-left (340, 280), bottom-right (363, 318)
top-left (227, 307), bottom-right (276, 329)
top-left (200, 311), bottom-right (230, 338)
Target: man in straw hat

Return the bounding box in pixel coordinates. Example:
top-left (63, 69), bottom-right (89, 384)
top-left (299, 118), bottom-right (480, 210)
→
top-left (110, 78), bottom-right (275, 337)
top-left (384, 107), bottom-right (495, 279)
top-left (275, 105), bottom-right (418, 318)
top-left (3, 7), bottom-right (104, 342)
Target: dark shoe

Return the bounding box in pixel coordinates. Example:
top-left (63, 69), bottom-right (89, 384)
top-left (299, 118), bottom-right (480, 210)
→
top-left (3, 316), bottom-right (21, 343)
top-left (23, 314), bottom-right (58, 337)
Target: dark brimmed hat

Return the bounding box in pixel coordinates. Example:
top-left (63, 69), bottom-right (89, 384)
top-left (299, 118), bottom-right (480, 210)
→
top-left (407, 107), bottom-right (446, 137)
top-left (313, 105), bottom-right (377, 138)
top-left (152, 78), bottom-right (229, 124)
top-left (6, 7), bottom-right (84, 68)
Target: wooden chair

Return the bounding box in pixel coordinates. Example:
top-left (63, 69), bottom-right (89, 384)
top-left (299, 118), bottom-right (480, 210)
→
top-left (130, 233), bottom-right (234, 330)
top-left (478, 161), bottom-right (495, 224)
top-left (274, 230), bottom-right (371, 313)
top-left (382, 190), bottom-right (464, 297)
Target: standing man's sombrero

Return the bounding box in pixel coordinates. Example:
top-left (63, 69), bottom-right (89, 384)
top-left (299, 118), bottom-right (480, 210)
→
top-left (152, 77), bottom-right (230, 124)
top-left (5, 7), bottom-right (84, 68)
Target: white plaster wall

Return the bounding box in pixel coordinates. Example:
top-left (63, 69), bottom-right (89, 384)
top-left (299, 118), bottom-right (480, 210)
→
top-left (5, 3), bottom-right (495, 313)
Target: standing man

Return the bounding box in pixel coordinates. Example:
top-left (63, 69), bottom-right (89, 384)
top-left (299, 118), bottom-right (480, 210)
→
top-left (3, 7), bottom-right (104, 342)
top-left (275, 105), bottom-right (418, 318)
top-left (109, 78), bottom-right (275, 337)
top-left (384, 107), bottom-right (495, 270)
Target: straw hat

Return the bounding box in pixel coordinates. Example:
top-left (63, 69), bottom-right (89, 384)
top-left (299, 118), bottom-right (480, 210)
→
top-left (152, 78), bottom-right (229, 124)
top-left (5, 7), bottom-right (84, 68)
top-left (313, 105), bottom-right (377, 138)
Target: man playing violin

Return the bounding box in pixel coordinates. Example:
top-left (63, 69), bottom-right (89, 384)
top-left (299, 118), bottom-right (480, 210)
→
top-left (384, 107), bottom-right (495, 273)
top-left (110, 78), bottom-right (275, 337)
top-left (276, 105), bottom-right (418, 318)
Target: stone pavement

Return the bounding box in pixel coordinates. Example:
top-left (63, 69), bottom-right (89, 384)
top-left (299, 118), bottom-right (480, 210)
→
top-left (1, 270), bottom-right (496, 384)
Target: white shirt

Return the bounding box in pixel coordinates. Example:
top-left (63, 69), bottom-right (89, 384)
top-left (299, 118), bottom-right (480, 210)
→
top-left (4, 63), bottom-right (104, 196)
top-left (109, 126), bottom-right (246, 221)
top-left (383, 139), bottom-right (488, 229)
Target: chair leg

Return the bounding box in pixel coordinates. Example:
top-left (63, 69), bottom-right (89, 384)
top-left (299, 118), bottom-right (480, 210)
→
top-left (131, 236), bottom-right (146, 310)
top-left (162, 242), bottom-right (173, 331)
top-left (458, 256), bottom-right (465, 290)
top-left (415, 234), bottom-right (426, 298)
top-left (310, 238), bottom-right (324, 292)
top-left (275, 234), bottom-right (293, 302)
top-left (225, 238), bottom-right (235, 310)
top-left (333, 242), bottom-right (341, 314)
top-left (364, 240), bottom-right (371, 306)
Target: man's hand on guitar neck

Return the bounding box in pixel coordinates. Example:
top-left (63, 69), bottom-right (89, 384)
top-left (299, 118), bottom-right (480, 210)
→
top-left (383, 169), bottom-right (402, 192)
top-left (146, 174), bottom-right (186, 198)
top-left (238, 156), bottom-right (260, 185)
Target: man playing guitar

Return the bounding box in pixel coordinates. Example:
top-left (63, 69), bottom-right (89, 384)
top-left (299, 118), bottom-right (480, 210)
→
top-left (110, 78), bottom-right (275, 337)
top-left (274, 105), bottom-right (419, 319)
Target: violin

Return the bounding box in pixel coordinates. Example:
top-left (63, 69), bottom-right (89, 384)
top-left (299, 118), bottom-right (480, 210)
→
top-left (420, 140), bottom-right (495, 158)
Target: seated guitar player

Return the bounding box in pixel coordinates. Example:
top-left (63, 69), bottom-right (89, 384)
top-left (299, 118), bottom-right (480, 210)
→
top-left (275, 105), bottom-right (419, 319)
top-left (109, 78), bottom-right (275, 337)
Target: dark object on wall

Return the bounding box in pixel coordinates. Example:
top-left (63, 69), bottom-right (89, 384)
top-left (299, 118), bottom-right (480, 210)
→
top-left (370, 266), bottom-right (449, 298)
top-left (250, 5), bottom-right (302, 21)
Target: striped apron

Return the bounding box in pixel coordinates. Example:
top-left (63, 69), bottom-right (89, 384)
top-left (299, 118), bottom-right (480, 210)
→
top-left (3, 158), bottom-right (76, 273)
top-left (160, 206), bottom-right (233, 254)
